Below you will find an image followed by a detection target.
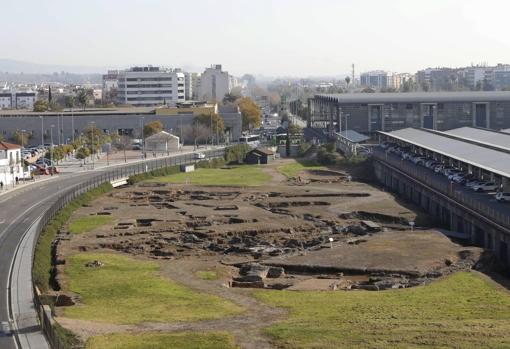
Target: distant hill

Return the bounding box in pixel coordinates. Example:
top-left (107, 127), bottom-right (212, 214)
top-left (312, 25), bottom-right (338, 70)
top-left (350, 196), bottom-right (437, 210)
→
top-left (0, 58), bottom-right (111, 74)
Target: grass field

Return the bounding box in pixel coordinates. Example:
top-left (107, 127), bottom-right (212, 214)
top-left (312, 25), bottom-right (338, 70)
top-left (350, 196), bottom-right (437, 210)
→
top-left (196, 270), bottom-right (219, 280)
top-left (69, 216), bottom-right (114, 234)
top-left (64, 252), bottom-right (243, 324)
top-left (85, 332), bottom-right (239, 349)
top-left (255, 272), bottom-right (510, 348)
top-left (147, 165), bottom-right (271, 186)
top-left (277, 160), bottom-right (325, 178)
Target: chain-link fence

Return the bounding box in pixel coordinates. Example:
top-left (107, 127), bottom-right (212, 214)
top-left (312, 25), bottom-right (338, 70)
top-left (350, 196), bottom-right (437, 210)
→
top-left (29, 148), bottom-right (225, 349)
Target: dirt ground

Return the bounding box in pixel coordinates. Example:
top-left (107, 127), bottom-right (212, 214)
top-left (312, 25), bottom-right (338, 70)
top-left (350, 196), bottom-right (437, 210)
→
top-left (53, 159), bottom-right (486, 347)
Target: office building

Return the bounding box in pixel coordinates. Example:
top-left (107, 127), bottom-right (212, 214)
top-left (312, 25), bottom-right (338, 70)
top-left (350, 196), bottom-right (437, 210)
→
top-left (116, 66), bottom-right (185, 107)
top-left (309, 91), bottom-right (510, 135)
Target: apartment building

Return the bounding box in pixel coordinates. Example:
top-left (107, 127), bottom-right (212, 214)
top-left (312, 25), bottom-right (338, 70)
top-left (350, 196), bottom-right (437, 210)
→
top-left (116, 66), bottom-right (185, 107)
top-left (0, 141), bottom-right (22, 186)
top-left (184, 72), bottom-right (201, 100)
top-left (360, 71), bottom-right (400, 90)
top-left (198, 64), bottom-right (238, 102)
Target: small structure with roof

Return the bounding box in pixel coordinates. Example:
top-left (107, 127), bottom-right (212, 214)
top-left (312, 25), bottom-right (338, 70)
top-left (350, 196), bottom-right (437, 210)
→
top-left (0, 141), bottom-right (22, 186)
top-left (245, 147), bottom-right (275, 165)
top-left (144, 131), bottom-right (180, 153)
top-left (335, 130), bottom-right (370, 156)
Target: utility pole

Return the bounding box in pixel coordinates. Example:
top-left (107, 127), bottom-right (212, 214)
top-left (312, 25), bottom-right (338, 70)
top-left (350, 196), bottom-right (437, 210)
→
top-left (141, 117), bottom-right (145, 159)
top-left (352, 64), bottom-right (355, 88)
top-left (90, 121), bottom-right (95, 169)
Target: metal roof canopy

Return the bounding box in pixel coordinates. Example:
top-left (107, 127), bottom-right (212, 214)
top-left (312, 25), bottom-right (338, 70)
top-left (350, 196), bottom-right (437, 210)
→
top-left (316, 91), bottom-right (510, 104)
top-left (335, 130), bottom-right (370, 143)
top-left (378, 128), bottom-right (510, 179)
top-left (444, 127), bottom-right (510, 152)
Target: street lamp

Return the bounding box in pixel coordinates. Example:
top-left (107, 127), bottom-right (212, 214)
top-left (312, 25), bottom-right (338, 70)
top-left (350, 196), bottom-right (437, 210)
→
top-left (90, 121), bottom-right (95, 169)
top-left (39, 115), bottom-right (44, 146)
top-left (50, 125), bottom-right (55, 175)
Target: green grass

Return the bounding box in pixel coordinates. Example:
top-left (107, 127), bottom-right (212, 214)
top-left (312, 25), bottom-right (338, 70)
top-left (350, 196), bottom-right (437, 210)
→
top-left (255, 272), bottom-right (510, 349)
top-left (69, 215), bottom-right (114, 234)
top-left (33, 183), bottom-right (113, 292)
top-left (64, 252), bottom-right (243, 324)
top-left (196, 270), bottom-right (219, 280)
top-left (277, 160), bottom-right (325, 178)
top-left (85, 332), bottom-right (239, 349)
top-left (147, 165), bottom-right (271, 186)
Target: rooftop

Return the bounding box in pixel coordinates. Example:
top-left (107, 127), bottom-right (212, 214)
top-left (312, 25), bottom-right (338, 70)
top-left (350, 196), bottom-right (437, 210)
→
top-left (335, 130), bottom-right (370, 143)
top-left (316, 91), bottom-right (510, 104)
top-left (379, 128), bottom-right (510, 178)
top-left (443, 127), bottom-right (510, 152)
top-left (0, 141), bottom-right (21, 150)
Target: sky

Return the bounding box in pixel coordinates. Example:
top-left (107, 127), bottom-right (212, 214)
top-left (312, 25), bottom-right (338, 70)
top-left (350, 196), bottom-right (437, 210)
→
top-left (1, 0), bottom-right (510, 77)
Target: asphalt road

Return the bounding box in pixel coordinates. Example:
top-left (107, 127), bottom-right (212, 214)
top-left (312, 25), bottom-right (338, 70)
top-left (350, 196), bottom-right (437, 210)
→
top-left (0, 172), bottom-right (95, 348)
top-left (0, 149), bottom-right (223, 349)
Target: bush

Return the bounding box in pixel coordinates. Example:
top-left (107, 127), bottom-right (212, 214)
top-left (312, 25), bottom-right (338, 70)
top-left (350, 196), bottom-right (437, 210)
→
top-left (196, 158), bottom-right (226, 169)
top-left (224, 144), bottom-right (251, 164)
top-left (298, 143), bottom-right (312, 157)
top-left (316, 148), bottom-right (338, 165)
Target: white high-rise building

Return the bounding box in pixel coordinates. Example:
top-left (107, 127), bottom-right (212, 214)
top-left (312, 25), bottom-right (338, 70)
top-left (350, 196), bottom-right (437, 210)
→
top-left (117, 66), bottom-right (185, 107)
top-left (199, 64), bottom-right (237, 102)
top-left (184, 72), bottom-right (201, 100)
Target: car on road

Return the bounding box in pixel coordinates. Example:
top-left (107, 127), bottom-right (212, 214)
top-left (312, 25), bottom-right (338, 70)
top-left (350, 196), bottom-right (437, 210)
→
top-left (496, 192), bottom-right (510, 202)
top-left (194, 152), bottom-right (205, 159)
top-left (472, 182), bottom-right (498, 192)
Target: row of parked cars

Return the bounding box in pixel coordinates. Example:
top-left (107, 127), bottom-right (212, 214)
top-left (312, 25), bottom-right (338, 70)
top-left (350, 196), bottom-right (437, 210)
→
top-left (21, 146), bottom-right (46, 160)
top-left (381, 142), bottom-right (510, 203)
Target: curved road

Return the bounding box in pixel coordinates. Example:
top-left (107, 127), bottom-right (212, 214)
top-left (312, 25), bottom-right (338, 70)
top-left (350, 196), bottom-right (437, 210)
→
top-left (0, 149), bottom-right (223, 349)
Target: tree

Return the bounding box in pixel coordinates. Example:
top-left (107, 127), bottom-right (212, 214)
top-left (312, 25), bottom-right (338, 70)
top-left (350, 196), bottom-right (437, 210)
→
top-left (143, 120), bottom-right (164, 138)
top-left (33, 100), bottom-right (49, 112)
top-left (75, 147), bottom-right (90, 164)
top-left (77, 89), bottom-right (94, 110)
top-left (182, 123), bottom-right (209, 148)
top-left (236, 97), bottom-right (261, 130)
top-left (84, 125), bottom-right (105, 153)
top-left (194, 113), bottom-right (225, 142)
top-left (345, 76), bottom-right (351, 87)
top-left (12, 130), bottom-right (30, 146)
top-left (361, 87), bottom-right (375, 93)
top-left (64, 95), bottom-right (75, 108)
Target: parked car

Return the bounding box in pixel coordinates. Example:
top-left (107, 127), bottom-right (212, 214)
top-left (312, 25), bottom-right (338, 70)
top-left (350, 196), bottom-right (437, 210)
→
top-left (472, 182), bottom-right (498, 192)
top-left (194, 152), bottom-right (206, 159)
top-left (496, 192), bottom-right (510, 202)
top-left (466, 180), bottom-right (483, 188)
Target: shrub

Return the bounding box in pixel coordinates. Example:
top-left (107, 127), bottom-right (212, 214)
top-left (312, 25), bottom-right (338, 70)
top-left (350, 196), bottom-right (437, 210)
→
top-left (224, 144), bottom-right (251, 164)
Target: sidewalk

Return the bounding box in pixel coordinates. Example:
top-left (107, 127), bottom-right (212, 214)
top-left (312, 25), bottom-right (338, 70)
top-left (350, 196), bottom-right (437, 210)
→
top-left (0, 175), bottom-right (60, 197)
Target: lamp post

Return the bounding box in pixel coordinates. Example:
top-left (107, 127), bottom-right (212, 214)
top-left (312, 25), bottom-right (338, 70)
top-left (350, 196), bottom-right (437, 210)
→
top-left (140, 117), bottom-right (145, 159)
top-left (90, 121), bottom-right (95, 169)
top-left (50, 125), bottom-right (55, 175)
top-left (40, 115), bottom-right (44, 146)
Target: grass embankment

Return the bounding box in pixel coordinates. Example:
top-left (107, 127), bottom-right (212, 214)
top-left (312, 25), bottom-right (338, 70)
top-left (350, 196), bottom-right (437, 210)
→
top-left (69, 215), bottom-right (114, 234)
top-left (64, 252), bottom-right (243, 324)
top-left (33, 182), bottom-right (113, 292)
top-left (147, 165), bottom-right (271, 186)
top-left (277, 159), bottom-right (325, 178)
top-left (86, 332), bottom-right (239, 349)
top-left (255, 272), bottom-right (510, 349)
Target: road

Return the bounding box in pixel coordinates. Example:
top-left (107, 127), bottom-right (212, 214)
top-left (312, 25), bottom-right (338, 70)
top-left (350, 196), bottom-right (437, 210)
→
top-left (0, 149), bottom-right (224, 349)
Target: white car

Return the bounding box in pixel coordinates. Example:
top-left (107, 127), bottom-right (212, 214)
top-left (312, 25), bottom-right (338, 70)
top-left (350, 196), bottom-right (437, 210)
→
top-left (194, 153), bottom-right (206, 159)
top-left (472, 182), bottom-right (498, 192)
top-left (496, 192), bottom-right (510, 202)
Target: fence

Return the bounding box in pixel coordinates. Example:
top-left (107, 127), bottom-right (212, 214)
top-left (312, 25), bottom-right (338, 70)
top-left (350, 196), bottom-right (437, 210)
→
top-left (29, 148), bottom-right (225, 349)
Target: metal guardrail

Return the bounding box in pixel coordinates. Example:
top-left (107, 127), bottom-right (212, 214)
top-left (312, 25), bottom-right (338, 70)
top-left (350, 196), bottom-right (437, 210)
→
top-left (373, 147), bottom-right (510, 231)
top-left (28, 148), bottom-right (225, 349)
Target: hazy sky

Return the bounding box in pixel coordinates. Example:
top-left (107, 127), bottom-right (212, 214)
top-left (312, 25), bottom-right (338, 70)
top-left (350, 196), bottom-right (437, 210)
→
top-left (1, 0), bottom-right (509, 76)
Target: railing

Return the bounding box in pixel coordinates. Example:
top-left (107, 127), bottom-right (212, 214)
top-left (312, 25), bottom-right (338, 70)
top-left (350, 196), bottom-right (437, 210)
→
top-left (373, 147), bottom-right (510, 231)
top-left (29, 148), bottom-right (225, 349)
